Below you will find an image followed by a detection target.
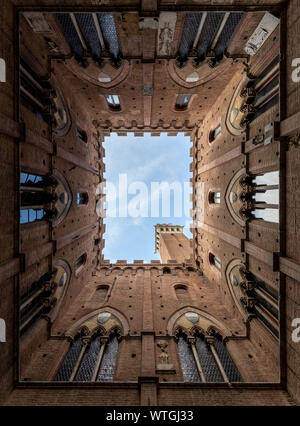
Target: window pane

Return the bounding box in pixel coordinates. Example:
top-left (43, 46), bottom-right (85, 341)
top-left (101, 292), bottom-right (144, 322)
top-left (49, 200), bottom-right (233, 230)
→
top-left (112, 95), bottom-right (120, 105)
top-left (97, 335), bottom-right (119, 382)
top-left (254, 208), bottom-right (279, 223)
top-left (214, 192), bottom-right (221, 204)
top-left (255, 189), bottom-right (279, 205)
top-left (36, 209), bottom-right (44, 220)
top-left (177, 336), bottom-right (200, 382)
top-left (75, 338), bottom-right (101, 382)
top-left (214, 256), bottom-right (221, 270)
top-left (54, 338), bottom-right (83, 381)
top-left (20, 209), bottom-right (28, 224)
top-left (214, 125), bottom-right (222, 139)
top-left (195, 336), bottom-right (223, 382)
top-left (29, 209), bottom-right (36, 222)
top-left (254, 171), bottom-right (279, 186)
top-left (20, 173), bottom-right (28, 184)
top-left (214, 338), bottom-right (242, 382)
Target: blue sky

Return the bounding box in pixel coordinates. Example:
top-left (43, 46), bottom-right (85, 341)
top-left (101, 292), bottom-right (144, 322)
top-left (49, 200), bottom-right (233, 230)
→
top-left (102, 132), bottom-right (193, 263)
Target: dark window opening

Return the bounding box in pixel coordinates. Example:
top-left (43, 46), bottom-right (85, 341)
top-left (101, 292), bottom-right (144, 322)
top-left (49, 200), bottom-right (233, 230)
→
top-left (77, 127), bottom-right (88, 143)
top-left (175, 94), bottom-right (191, 110)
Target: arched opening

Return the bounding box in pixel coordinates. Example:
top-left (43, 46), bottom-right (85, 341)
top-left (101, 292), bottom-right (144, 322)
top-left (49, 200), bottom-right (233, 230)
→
top-left (175, 284), bottom-right (190, 301)
top-left (54, 329), bottom-right (120, 382)
top-left (163, 267), bottom-right (171, 275)
top-left (94, 285), bottom-right (109, 303)
top-left (175, 94), bottom-right (191, 110)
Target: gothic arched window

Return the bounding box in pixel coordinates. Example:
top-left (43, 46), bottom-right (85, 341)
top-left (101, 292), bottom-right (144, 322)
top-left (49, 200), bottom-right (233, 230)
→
top-left (20, 271), bottom-right (56, 334)
top-left (20, 171), bottom-right (72, 226)
top-left (20, 173), bottom-right (49, 224)
top-left (226, 261), bottom-right (279, 338)
top-left (226, 170), bottom-right (279, 225)
top-left (252, 171), bottom-right (279, 223)
top-left (176, 330), bottom-right (242, 383)
top-left (54, 331), bottom-right (120, 382)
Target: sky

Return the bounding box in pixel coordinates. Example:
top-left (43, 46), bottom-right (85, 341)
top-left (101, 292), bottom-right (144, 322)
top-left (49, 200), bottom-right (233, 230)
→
top-left (102, 132), bottom-right (193, 263)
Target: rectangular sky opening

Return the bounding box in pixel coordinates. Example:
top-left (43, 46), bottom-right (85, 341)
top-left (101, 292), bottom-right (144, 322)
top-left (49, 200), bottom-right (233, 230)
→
top-left (102, 132), bottom-right (193, 263)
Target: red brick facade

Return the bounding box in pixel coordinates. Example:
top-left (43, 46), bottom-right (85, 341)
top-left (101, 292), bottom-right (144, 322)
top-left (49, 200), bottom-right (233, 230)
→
top-left (0, 0), bottom-right (299, 407)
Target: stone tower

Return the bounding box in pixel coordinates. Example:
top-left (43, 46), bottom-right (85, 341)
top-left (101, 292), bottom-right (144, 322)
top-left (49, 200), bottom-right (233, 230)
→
top-left (155, 224), bottom-right (193, 264)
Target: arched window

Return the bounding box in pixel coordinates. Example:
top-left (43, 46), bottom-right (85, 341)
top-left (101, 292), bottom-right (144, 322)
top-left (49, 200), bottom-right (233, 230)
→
top-left (20, 171), bottom-right (72, 225)
top-left (163, 267), bottom-right (171, 274)
top-left (175, 285), bottom-right (189, 301)
top-left (76, 127), bottom-right (88, 143)
top-left (75, 253), bottom-right (87, 275)
top-left (209, 124), bottom-right (222, 142)
top-left (252, 171), bottom-right (279, 223)
top-left (54, 330), bottom-right (120, 382)
top-left (209, 191), bottom-right (221, 204)
top-left (209, 253), bottom-right (222, 270)
top-left (20, 59), bottom-right (50, 123)
top-left (105, 94), bottom-right (120, 111)
top-left (226, 171), bottom-right (279, 225)
top-left (239, 58), bottom-right (279, 128)
top-left (20, 173), bottom-right (53, 224)
top-left (20, 271), bottom-right (55, 334)
top-left (94, 285), bottom-right (109, 303)
top-left (175, 94), bottom-right (191, 110)
top-left (77, 192), bottom-right (89, 205)
top-left (176, 330), bottom-right (241, 383)
top-left (177, 332), bottom-right (200, 382)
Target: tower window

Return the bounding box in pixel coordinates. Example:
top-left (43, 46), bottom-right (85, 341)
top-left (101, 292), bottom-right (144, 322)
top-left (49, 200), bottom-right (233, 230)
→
top-left (20, 209), bottom-right (45, 224)
top-left (76, 127), bottom-right (87, 143)
top-left (209, 125), bottom-right (222, 142)
top-left (77, 192), bottom-right (88, 205)
top-left (105, 94), bottom-right (120, 111)
top-left (175, 94), bottom-right (191, 110)
top-left (209, 191), bottom-right (221, 204)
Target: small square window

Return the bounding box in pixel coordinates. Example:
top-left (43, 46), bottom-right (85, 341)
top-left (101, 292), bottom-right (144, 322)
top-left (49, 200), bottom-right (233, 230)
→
top-left (105, 94), bottom-right (121, 110)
